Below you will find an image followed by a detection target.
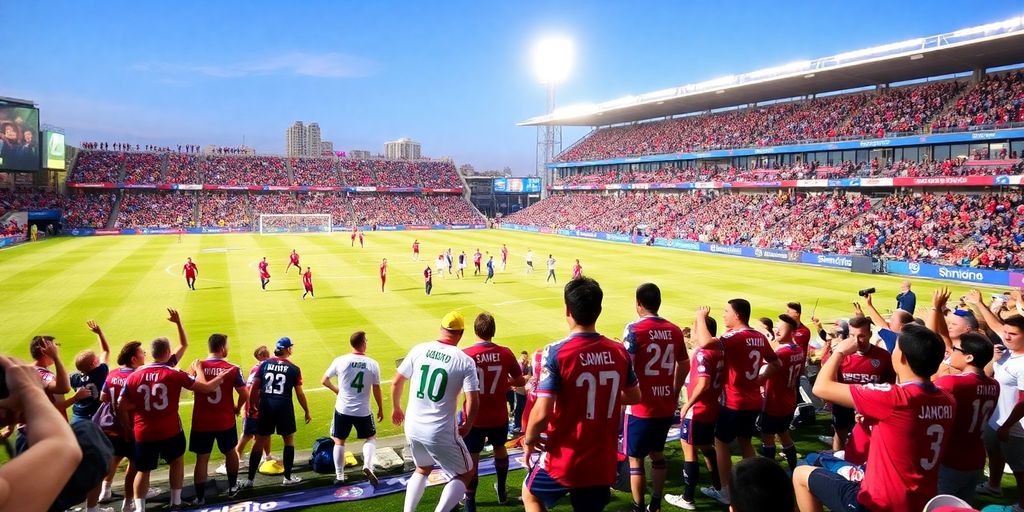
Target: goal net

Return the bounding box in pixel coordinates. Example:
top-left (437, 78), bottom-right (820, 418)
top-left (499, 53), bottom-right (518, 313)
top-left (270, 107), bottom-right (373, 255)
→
top-left (258, 214), bottom-right (333, 234)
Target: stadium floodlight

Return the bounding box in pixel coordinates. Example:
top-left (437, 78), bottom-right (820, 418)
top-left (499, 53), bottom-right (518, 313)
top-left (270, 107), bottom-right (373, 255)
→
top-left (532, 36), bottom-right (574, 85)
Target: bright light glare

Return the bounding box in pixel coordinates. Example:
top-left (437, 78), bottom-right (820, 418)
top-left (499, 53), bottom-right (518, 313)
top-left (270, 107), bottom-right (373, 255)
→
top-left (532, 36), bottom-right (574, 84)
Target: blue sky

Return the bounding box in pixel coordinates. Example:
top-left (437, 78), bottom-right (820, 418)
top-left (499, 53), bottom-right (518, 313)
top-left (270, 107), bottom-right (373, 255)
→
top-left (5, 1), bottom-right (1023, 174)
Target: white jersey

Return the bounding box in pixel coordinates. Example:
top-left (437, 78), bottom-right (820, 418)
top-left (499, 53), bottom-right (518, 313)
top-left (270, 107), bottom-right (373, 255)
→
top-left (547, 258), bottom-right (555, 270)
top-left (324, 353), bottom-right (381, 417)
top-left (398, 341), bottom-right (479, 440)
top-left (990, 351), bottom-right (1024, 437)
top-left (436, 258), bottom-right (445, 271)
top-left (526, 251), bottom-right (534, 263)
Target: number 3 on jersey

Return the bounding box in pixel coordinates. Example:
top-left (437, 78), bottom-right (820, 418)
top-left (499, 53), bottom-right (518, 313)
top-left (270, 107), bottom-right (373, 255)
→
top-left (264, 372), bottom-right (286, 395)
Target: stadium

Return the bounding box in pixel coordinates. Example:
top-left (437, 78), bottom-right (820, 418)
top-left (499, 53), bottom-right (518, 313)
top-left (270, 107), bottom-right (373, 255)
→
top-left (2, 5), bottom-right (1024, 512)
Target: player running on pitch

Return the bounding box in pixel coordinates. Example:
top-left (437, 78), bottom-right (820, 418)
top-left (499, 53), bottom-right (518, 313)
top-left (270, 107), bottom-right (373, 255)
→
top-left (473, 249), bottom-right (482, 276)
top-left (358, 230), bottom-right (364, 248)
top-left (379, 258), bottom-right (387, 293)
top-left (572, 259), bottom-right (582, 280)
top-left (259, 257), bottom-right (271, 290)
top-left (412, 239), bottom-right (420, 261)
top-left (285, 250), bottom-right (300, 274)
top-left (183, 258), bottom-right (198, 290)
top-left (436, 254), bottom-right (447, 279)
top-left (458, 251), bottom-right (467, 279)
top-left (525, 249), bottom-right (534, 274)
top-left (484, 255), bottom-right (495, 284)
top-left (501, 244), bottom-right (509, 271)
top-left (302, 267), bottom-right (314, 299)
top-left (545, 254), bottom-right (556, 283)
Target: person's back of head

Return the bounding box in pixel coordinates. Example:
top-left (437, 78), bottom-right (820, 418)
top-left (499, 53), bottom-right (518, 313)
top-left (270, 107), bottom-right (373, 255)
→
top-left (897, 323), bottom-right (946, 379)
top-left (564, 277), bottom-right (603, 327)
top-left (635, 283), bottom-right (661, 315)
top-left (151, 337), bottom-right (172, 361)
top-left (730, 456), bottom-right (794, 512)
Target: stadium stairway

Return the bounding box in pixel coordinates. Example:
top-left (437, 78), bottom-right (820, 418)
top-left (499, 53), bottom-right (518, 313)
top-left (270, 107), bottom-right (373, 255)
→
top-left (284, 158), bottom-right (295, 186)
top-left (190, 191), bottom-right (201, 225)
top-left (157, 152), bottom-right (170, 183)
top-left (106, 190), bottom-right (124, 229)
top-left (114, 154), bottom-right (128, 183)
top-left (927, 80), bottom-right (977, 134)
top-left (331, 159), bottom-right (344, 187)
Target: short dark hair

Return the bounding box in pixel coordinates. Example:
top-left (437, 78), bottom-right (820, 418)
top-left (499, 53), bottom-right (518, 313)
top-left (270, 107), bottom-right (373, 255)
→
top-left (350, 331), bottom-right (367, 349)
top-left (848, 315), bottom-right (872, 330)
top-left (758, 317), bottom-right (774, 331)
top-left (776, 314), bottom-right (798, 329)
top-left (706, 316), bottom-right (718, 337)
top-left (893, 310), bottom-right (914, 325)
top-left (152, 337), bottom-right (171, 360)
top-left (730, 457), bottom-right (795, 512)
top-left (959, 332), bottom-right (994, 368)
top-left (117, 341), bottom-right (142, 367)
top-left (897, 324), bottom-right (946, 379)
top-left (728, 298), bottom-right (752, 324)
top-left (636, 283), bottom-right (662, 314)
top-left (520, 351), bottom-right (528, 356)
top-left (1005, 315), bottom-right (1024, 331)
top-left (474, 313), bottom-right (496, 340)
top-left (208, 333), bottom-right (228, 353)
top-left (564, 277), bottom-right (603, 327)
top-left (29, 335), bottom-right (54, 360)
top-left (786, 302), bottom-right (802, 315)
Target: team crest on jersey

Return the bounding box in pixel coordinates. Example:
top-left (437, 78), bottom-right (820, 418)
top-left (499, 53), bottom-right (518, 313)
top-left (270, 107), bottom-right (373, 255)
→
top-left (870, 359), bottom-right (880, 368)
top-left (334, 485), bottom-right (365, 499)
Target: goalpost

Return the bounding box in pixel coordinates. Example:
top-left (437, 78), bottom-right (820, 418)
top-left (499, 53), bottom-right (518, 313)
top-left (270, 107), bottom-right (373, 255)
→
top-left (258, 214), bottom-right (333, 234)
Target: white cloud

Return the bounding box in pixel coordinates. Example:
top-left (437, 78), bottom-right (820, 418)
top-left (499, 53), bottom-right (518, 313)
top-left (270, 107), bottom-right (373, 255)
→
top-left (134, 52), bottom-right (378, 79)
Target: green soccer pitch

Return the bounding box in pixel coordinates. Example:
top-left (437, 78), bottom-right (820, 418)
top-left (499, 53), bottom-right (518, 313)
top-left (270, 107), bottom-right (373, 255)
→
top-left (0, 229), bottom-right (991, 458)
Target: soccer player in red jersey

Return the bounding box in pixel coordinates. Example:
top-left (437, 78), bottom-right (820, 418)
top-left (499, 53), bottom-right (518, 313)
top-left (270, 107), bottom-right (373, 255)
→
top-left (572, 259), bottom-right (582, 280)
top-left (302, 267), bottom-right (314, 299)
top-left (285, 249), bottom-right (300, 274)
top-left (412, 239), bottom-right (420, 260)
top-left (350, 227), bottom-right (357, 247)
top-left (118, 338), bottom-right (228, 511)
top-left (189, 334), bottom-right (248, 504)
top-left (182, 257), bottom-right (198, 290)
top-left (358, 230), bottom-right (364, 248)
top-left (473, 249), bottom-right (482, 276)
top-left (785, 302), bottom-right (812, 358)
top-left (379, 258), bottom-right (387, 293)
top-left (258, 257), bottom-right (271, 290)
top-left (621, 283), bottom-right (687, 512)
top-left (523, 277), bottom-right (641, 512)
top-left (462, 313), bottom-right (526, 511)
top-left (692, 299), bottom-right (780, 506)
top-left (665, 319), bottom-right (724, 510)
top-left (500, 244), bottom-right (508, 271)
top-left (759, 314), bottom-right (805, 472)
top-left (794, 324), bottom-right (955, 512)
top-left (821, 315), bottom-right (896, 453)
top-left (934, 331), bottom-right (998, 501)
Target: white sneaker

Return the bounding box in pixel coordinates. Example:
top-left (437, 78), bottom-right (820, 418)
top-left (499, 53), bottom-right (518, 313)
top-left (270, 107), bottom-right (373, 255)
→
top-left (215, 463), bottom-right (228, 475)
top-left (145, 487), bottom-right (163, 499)
top-left (236, 479), bottom-right (254, 492)
top-left (975, 482), bottom-right (1003, 497)
top-left (700, 487), bottom-right (730, 505)
top-left (282, 475), bottom-right (302, 486)
top-left (817, 435), bottom-right (834, 445)
top-left (120, 503), bottom-right (134, 512)
top-left (96, 507), bottom-right (116, 512)
top-left (664, 494), bottom-right (696, 510)
top-left (99, 486), bottom-right (113, 502)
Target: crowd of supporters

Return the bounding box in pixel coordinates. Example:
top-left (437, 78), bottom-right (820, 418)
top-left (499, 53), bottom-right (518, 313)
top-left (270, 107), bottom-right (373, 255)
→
top-left (296, 192), bottom-right (352, 223)
top-left (339, 159), bottom-right (462, 188)
top-left (351, 194), bottom-right (434, 226)
top-left (290, 158), bottom-right (339, 187)
top-left (200, 192), bottom-right (251, 228)
top-left (165, 153), bottom-right (200, 183)
top-left (932, 70), bottom-right (1024, 131)
top-left (70, 151), bottom-right (123, 183)
top-left (0, 188), bottom-right (60, 216)
top-left (60, 191), bottom-right (116, 228)
top-left (249, 193), bottom-right (296, 215)
top-left (115, 192), bottom-right (196, 228)
top-left (121, 152), bottom-right (165, 184)
top-left (425, 195), bottom-right (486, 224)
top-left (200, 156), bottom-right (290, 187)
top-left (841, 81), bottom-right (963, 138)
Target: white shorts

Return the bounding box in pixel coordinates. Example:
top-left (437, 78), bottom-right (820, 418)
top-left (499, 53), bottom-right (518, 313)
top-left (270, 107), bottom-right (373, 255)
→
top-left (407, 432), bottom-right (472, 476)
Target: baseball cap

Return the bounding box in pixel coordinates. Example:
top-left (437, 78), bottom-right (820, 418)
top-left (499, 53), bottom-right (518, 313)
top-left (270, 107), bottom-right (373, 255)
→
top-left (441, 311), bottom-right (465, 331)
top-left (923, 494), bottom-right (975, 512)
top-left (276, 337), bottom-right (294, 350)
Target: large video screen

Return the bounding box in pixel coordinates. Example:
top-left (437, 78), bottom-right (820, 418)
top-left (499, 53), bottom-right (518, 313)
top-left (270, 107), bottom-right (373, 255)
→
top-left (0, 106), bottom-right (40, 171)
top-left (493, 177), bottom-right (542, 193)
top-left (44, 131), bottom-right (65, 170)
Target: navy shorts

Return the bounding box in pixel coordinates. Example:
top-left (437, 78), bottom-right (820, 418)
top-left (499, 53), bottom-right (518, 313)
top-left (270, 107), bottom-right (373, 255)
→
top-left (135, 431), bottom-right (186, 472)
top-left (807, 467), bottom-right (867, 512)
top-left (242, 417), bottom-right (259, 436)
top-left (332, 412), bottom-right (377, 440)
top-left (715, 407), bottom-right (759, 443)
top-left (758, 411), bottom-right (795, 435)
top-left (463, 425), bottom-right (508, 454)
top-left (680, 418), bottom-right (716, 446)
top-left (189, 426), bottom-right (238, 455)
top-left (832, 405), bottom-right (856, 430)
top-left (623, 415), bottom-right (673, 458)
top-left (258, 403), bottom-right (297, 436)
top-left (525, 465), bottom-right (611, 511)
top-left (107, 433), bottom-right (134, 460)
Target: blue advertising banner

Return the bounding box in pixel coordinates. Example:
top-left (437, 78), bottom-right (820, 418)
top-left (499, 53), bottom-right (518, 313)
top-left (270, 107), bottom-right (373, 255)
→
top-left (0, 235), bottom-right (24, 248)
top-left (27, 209), bottom-right (61, 220)
top-left (886, 260), bottom-right (1011, 286)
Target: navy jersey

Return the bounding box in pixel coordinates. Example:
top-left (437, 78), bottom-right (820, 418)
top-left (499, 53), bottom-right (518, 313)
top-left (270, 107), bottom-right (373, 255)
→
top-left (70, 363), bottom-right (110, 417)
top-left (253, 357), bottom-right (303, 407)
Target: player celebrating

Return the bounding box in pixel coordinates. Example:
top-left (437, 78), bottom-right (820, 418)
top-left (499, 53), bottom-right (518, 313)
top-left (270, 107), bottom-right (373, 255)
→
top-left (621, 283), bottom-right (686, 512)
top-left (242, 337), bottom-right (312, 488)
top-left (392, 311), bottom-right (480, 512)
top-left (457, 251), bottom-right (467, 279)
top-left (522, 277), bottom-right (640, 512)
top-left (182, 257), bottom-right (198, 290)
top-left (302, 267), bottom-right (314, 300)
top-left (379, 258), bottom-right (387, 293)
top-left (99, 341), bottom-right (146, 511)
top-left (692, 300), bottom-right (780, 505)
top-left (190, 334), bottom-right (248, 504)
top-left (501, 244), bottom-right (509, 271)
top-left (759, 314), bottom-right (805, 472)
top-left (572, 259), bottom-right (582, 280)
top-left (412, 239), bottom-right (420, 261)
top-left (462, 313), bottom-right (526, 510)
top-left (285, 250), bottom-right (300, 275)
top-left (483, 255), bottom-right (495, 284)
top-left (259, 257), bottom-right (271, 290)
top-left (424, 266), bottom-right (433, 295)
top-left (473, 249), bottom-right (482, 276)
top-left (322, 331), bottom-right (383, 487)
top-left (545, 254), bottom-right (556, 283)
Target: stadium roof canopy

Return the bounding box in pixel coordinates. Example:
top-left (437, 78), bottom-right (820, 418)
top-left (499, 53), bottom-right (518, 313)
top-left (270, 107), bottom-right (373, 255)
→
top-left (519, 16), bottom-right (1024, 127)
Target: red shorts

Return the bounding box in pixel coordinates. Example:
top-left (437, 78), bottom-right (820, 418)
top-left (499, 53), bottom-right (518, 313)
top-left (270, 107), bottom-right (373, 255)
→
top-left (260, 273), bottom-right (270, 279)
top-left (185, 273), bottom-right (196, 279)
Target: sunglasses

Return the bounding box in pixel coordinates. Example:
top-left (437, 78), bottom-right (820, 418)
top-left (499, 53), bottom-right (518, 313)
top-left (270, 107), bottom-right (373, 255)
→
top-left (951, 346), bottom-right (965, 353)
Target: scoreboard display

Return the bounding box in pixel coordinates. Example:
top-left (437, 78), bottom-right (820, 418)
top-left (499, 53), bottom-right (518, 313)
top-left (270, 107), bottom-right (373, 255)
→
top-left (493, 177), bottom-right (541, 193)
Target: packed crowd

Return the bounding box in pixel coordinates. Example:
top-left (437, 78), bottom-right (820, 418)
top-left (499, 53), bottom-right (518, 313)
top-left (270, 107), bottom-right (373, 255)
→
top-left (70, 151), bottom-right (124, 183)
top-left (339, 159), bottom-right (463, 188)
top-left (289, 158), bottom-right (339, 187)
top-left (296, 192), bottom-right (352, 224)
top-left (164, 154), bottom-right (200, 184)
top-left (115, 192), bottom-right (196, 228)
top-left (121, 153), bottom-right (165, 185)
top-left (351, 194), bottom-right (434, 225)
top-left (249, 193), bottom-right (296, 215)
top-left (60, 191), bottom-right (116, 228)
top-left (0, 188), bottom-right (60, 217)
top-left (932, 70), bottom-right (1024, 131)
top-left (199, 192), bottom-right (251, 228)
top-left (80, 143), bottom-right (191, 152)
top-left (425, 195), bottom-right (486, 224)
top-left (200, 156), bottom-right (290, 187)
top-left (841, 80), bottom-right (963, 138)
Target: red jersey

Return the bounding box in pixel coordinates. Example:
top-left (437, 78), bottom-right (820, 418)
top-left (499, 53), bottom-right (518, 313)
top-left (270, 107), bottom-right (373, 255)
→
top-left (183, 262), bottom-right (197, 277)
top-left (536, 332), bottom-right (638, 488)
top-left (572, 264), bottom-right (582, 279)
top-left (501, 247), bottom-right (508, 261)
top-left (934, 372), bottom-right (1000, 471)
top-left (685, 345), bottom-right (725, 423)
top-left (413, 242), bottom-right (420, 253)
top-left (719, 328), bottom-right (778, 410)
top-left (463, 342), bottom-right (523, 428)
top-left (851, 382), bottom-right (955, 512)
top-left (526, 349), bottom-right (543, 398)
top-left (623, 316), bottom-right (686, 418)
top-left (191, 358), bottom-right (245, 432)
top-left (351, 230), bottom-right (357, 239)
top-left (424, 268), bottom-right (432, 282)
top-left (474, 252), bottom-right (481, 264)
top-left (35, 366), bottom-right (66, 421)
top-left (832, 345), bottom-right (896, 386)
top-left (792, 324), bottom-right (812, 356)
top-left (120, 363), bottom-right (194, 442)
top-left (379, 263), bottom-right (387, 278)
top-left (302, 270), bottom-right (313, 289)
top-left (762, 342), bottom-right (806, 416)
top-left (243, 364), bottom-right (261, 418)
top-left (258, 261), bottom-right (270, 279)
top-left (101, 367), bottom-right (135, 436)
top-left (290, 253), bottom-right (299, 265)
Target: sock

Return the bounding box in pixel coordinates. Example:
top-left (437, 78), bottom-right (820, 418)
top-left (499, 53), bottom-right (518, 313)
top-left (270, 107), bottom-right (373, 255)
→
top-left (683, 461), bottom-right (699, 501)
top-left (195, 480), bottom-right (206, 501)
top-left (121, 498), bottom-right (130, 512)
top-left (248, 448), bottom-right (262, 481)
top-left (761, 444), bottom-right (777, 460)
top-left (495, 456), bottom-right (509, 499)
top-left (170, 488), bottom-right (182, 506)
top-left (284, 445), bottom-right (295, 479)
top-left (403, 472), bottom-right (428, 512)
top-left (228, 468), bottom-right (237, 489)
top-left (706, 448), bottom-right (722, 490)
top-left (134, 499), bottom-right (145, 512)
top-left (465, 476), bottom-right (478, 508)
top-left (362, 438), bottom-right (376, 470)
top-left (782, 444), bottom-right (798, 471)
top-left (101, 480), bottom-right (110, 496)
top-left (334, 445), bottom-right (346, 478)
top-left (435, 478), bottom-right (467, 512)
top-left (650, 493), bottom-right (662, 511)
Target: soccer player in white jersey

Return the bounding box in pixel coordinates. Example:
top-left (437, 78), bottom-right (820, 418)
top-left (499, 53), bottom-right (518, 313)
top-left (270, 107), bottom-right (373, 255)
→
top-left (392, 311), bottom-right (480, 512)
top-left (322, 331), bottom-right (384, 487)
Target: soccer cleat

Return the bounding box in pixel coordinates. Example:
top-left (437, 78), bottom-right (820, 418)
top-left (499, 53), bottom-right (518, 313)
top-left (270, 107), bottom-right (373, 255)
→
top-left (146, 487), bottom-right (164, 499)
top-left (234, 479), bottom-right (254, 495)
top-left (494, 482), bottom-right (508, 505)
top-left (215, 463), bottom-right (228, 475)
top-left (189, 497), bottom-right (206, 506)
top-left (663, 494), bottom-right (696, 510)
top-left (700, 487), bottom-right (730, 505)
top-left (363, 467), bottom-right (380, 488)
top-left (975, 482), bottom-right (1003, 497)
top-left (282, 475), bottom-right (303, 485)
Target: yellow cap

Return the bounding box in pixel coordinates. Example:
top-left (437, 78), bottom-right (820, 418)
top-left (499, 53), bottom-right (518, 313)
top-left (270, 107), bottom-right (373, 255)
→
top-left (441, 311), bottom-right (465, 331)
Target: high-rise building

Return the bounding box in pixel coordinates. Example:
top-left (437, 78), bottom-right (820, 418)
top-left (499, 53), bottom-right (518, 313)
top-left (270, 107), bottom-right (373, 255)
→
top-left (286, 121), bottom-right (306, 157)
top-left (384, 138), bottom-right (421, 160)
top-left (320, 141), bottom-right (334, 156)
top-left (305, 123), bottom-right (321, 157)
top-left (349, 149), bottom-right (372, 159)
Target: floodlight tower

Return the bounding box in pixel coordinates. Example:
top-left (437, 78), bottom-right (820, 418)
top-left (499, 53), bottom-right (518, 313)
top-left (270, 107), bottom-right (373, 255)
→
top-left (532, 37), bottom-right (573, 198)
